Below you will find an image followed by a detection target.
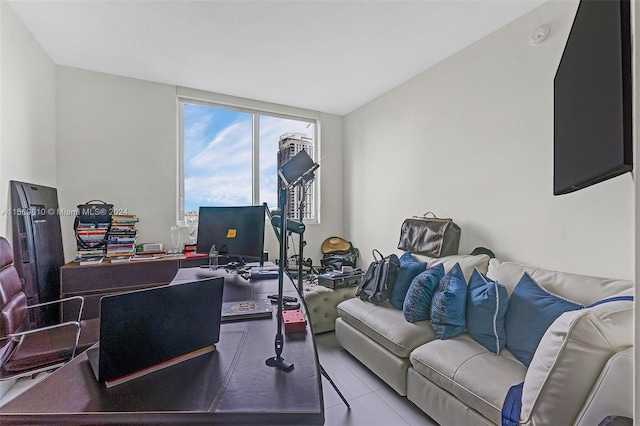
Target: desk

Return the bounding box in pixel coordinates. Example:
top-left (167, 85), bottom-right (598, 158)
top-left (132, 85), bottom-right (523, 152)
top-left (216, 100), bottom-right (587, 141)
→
top-left (60, 255), bottom-right (209, 320)
top-left (0, 267), bottom-right (324, 425)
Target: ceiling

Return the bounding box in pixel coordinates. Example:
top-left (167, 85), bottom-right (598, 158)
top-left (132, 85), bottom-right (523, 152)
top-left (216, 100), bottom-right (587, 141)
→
top-left (7, 1), bottom-right (547, 115)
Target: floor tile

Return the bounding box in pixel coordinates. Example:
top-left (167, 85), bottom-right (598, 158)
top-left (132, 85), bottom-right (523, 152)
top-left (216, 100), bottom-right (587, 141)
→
top-left (0, 372), bottom-right (51, 407)
top-left (324, 392), bottom-right (411, 426)
top-left (374, 386), bottom-right (438, 426)
top-left (318, 352), bottom-right (371, 408)
top-left (314, 331), bottom-right (343, 351)
top-left (315, 331), bottom-right (439, 425)
top-left (332, 347), bottom-right (387, 392)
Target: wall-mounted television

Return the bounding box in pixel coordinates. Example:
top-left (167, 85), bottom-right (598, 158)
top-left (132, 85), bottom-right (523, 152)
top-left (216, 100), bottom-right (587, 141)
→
top-left (553, 0), bottom-right (632, 195)
top-left (195, 205), bottom-right (265, 265)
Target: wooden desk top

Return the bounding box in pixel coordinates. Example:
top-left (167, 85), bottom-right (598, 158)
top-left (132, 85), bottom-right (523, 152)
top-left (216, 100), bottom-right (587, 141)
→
top-left (61, 253), bottom-right (208, 268)
top-left (0, 267), bottom-right (324, 425)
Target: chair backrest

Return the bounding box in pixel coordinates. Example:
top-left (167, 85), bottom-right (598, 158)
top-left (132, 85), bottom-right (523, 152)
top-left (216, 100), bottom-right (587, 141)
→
top-left (0, 237), bottom-right (28, 359)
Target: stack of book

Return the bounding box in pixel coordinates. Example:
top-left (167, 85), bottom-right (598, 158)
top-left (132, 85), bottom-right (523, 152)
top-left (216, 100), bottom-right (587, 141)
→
top-left (76, 222), bottom-right (109, 264)
top-left (106, 215), bottom-right (139, 262)
top-left (132, 242), bottom-right (166, 260)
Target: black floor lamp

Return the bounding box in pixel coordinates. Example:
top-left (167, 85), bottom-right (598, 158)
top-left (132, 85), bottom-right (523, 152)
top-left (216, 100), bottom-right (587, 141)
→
top-left (291, 178), bottom-right (351, 409)
top-left (265, 149), bottom-right (317, 372)
top-left (264, 150), bottom-right (350, 409)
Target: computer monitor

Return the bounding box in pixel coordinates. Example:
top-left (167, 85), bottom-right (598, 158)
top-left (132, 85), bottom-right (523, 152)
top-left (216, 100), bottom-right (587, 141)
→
top-left (196, 205), bottom-right (266, 265)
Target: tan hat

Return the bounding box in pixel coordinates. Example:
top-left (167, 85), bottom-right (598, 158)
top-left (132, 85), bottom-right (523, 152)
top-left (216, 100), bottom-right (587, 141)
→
top-left (321, 237), bottom-right (351, 254)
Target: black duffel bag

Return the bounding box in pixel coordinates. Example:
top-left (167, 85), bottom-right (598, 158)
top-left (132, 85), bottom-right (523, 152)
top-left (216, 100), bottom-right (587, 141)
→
top-left (356, 249), bottom-right (400, 304)
top-left (397, 212), bottom-right (461, 258)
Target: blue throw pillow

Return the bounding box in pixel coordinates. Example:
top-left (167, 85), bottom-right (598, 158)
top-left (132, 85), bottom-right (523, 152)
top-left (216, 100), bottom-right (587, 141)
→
top-left (390, 251), bottom-right (427, 309)
top-left (403, 263), bottom-right (444, 323)
top-left (430, 263), bottom-right (467, 339)
top-left (505, 272), bottom-right (583, 367)
top-left (466, 268), bottom-right (508, 354)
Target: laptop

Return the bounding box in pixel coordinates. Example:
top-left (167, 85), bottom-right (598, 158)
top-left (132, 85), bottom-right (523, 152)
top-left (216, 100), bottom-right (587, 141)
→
top-left (88, 276), bottom-right (224, 388)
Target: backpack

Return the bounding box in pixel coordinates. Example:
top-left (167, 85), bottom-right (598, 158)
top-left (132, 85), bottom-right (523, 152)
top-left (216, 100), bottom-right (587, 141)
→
top-left (356, 249), bottom-right (400, 304)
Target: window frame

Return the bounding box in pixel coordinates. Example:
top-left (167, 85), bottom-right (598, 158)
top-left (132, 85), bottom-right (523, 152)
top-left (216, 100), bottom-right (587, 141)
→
top-left (177, 93), bottom-right (320, 226)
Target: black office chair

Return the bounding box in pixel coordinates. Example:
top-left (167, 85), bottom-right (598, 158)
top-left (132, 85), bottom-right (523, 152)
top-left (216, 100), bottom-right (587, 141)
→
top-left (0, 236), bottom-right (95, 380)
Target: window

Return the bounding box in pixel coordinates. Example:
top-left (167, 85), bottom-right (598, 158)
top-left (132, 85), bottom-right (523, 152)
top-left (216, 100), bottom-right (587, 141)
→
top-left (179, 99), bottom-right (318, 223)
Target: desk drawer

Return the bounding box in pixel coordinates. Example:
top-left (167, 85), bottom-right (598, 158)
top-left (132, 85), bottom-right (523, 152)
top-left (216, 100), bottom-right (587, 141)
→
top-left (62, 283), bottom-right (166, 321)
top-left (60, 260), bottom-right (179, 294)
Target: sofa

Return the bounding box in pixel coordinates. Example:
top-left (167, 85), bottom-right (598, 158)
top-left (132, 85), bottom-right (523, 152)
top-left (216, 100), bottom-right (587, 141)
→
top-left (335, 254), bottom-right (634, 425)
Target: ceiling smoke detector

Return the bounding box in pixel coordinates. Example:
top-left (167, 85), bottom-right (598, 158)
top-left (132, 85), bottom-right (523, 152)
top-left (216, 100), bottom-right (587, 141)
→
top-left (531, 24), bottom-right (550, 45)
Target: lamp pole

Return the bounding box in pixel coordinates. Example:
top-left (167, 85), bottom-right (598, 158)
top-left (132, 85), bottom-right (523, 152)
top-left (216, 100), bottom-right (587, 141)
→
top-left (293, 176), bottom-right (350, 409)
top-left (265, 186), bottom-right (294, 372)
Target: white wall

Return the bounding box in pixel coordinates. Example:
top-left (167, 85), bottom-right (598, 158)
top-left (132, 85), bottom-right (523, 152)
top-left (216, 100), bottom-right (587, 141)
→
top-left (344, 0), bottom-right (634, 280)
top-left (0, 1), bottom-right (57, 238)
top-left (56, 67), bottom-right (177, 261)
top-left (56, 67), bottom-right (344, 262)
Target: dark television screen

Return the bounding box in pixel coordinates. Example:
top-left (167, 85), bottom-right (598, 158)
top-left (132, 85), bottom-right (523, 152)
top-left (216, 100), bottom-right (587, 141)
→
top-left (196, 206), bottom-right (265, 263)
top-left (553, 0), bottom-right (632, 195)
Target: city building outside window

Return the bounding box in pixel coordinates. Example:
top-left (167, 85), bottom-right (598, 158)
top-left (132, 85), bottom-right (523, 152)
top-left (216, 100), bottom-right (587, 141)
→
top-left (179, 99), bottom-right (318, 226)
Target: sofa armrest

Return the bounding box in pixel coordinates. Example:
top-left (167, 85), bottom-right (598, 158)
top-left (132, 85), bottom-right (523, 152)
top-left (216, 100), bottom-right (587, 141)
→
top-left (519, 296), bottom-right (633, 426)
top-left (574, 346), bottom-right (634, 425)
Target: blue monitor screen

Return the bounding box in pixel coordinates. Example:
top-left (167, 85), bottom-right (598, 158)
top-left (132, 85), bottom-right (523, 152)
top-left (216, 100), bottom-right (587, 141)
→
top-left (195, 205), bottom-right (265, 263)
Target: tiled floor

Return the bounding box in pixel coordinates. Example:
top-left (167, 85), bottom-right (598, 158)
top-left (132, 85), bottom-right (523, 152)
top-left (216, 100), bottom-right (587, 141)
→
top-left (0, 331), bottom-right (439, 425)
top-left (315, 331), bottom-right (438, 426)
top-left (0, 371), bottom-right (51, 407)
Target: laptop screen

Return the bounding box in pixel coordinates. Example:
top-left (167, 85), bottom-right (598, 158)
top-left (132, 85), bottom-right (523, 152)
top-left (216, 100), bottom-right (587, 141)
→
top-left (96, 277), bottom-right (224, 383)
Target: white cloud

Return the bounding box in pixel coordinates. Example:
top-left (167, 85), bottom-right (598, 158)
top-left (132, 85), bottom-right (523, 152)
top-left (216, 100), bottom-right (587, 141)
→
top-left (183, 104), bottom-right (215, 151)
top-left (189, 120), bottom-right (252, 169)
top-left (185, 172), bottom-right (252, 208)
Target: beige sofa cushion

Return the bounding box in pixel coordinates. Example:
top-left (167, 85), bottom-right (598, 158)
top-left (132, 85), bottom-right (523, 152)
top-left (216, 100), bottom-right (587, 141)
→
top-left (409, 333), bottom-right (526, 424)
top-left (487, 259), bottom-right (632, 304)
top-left (336, 318), bottom-right (412, 395)
top-left (520, 293), bottom-right (633, 426)
top-left (485, 259), bottom-right (536, 295)
top-left (336, 298), bottom-right (435, 358)
top-left (414, 254), bottom-right (490, 282)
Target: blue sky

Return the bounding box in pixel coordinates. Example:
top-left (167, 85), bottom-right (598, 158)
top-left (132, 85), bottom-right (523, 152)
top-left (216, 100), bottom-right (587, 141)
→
top-left (183, 103), bottom-right (314, 213)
